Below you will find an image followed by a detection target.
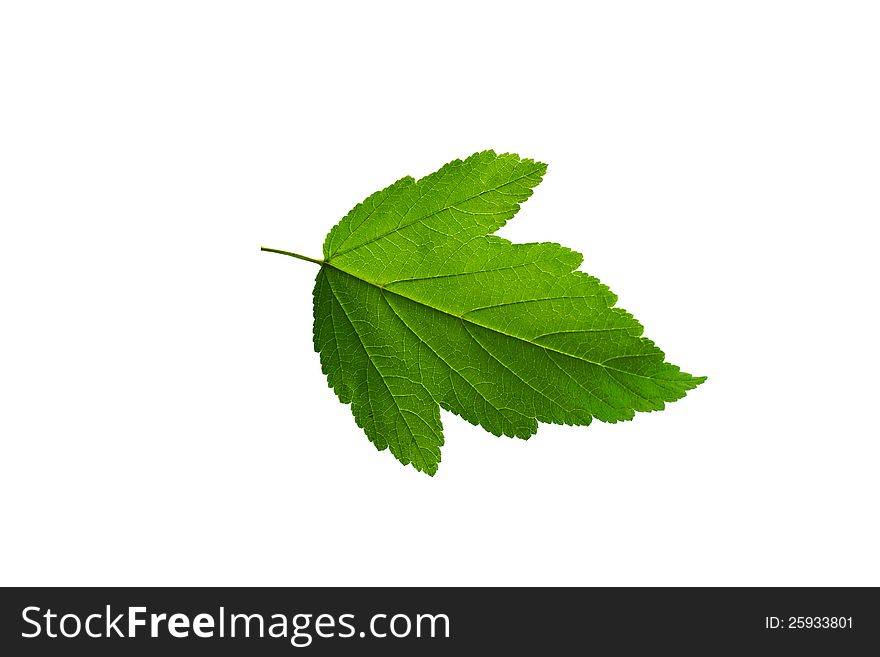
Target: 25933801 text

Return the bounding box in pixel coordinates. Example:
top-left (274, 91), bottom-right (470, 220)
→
top-left (765, 616), bottom-right (853, 630)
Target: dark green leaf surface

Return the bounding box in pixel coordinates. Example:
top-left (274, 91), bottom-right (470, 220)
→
top-left (307, 151), bottom-right (704, 475)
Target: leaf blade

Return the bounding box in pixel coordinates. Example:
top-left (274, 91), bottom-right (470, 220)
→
top-left (308, 151), bottom-right (704, 474)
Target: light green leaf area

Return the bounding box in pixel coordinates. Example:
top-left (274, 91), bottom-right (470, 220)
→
top-left (312, 151), bottom-right (704, 475)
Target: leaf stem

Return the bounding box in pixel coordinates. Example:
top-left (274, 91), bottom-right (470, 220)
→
top-left (260, 246), bottom-right (324, 266)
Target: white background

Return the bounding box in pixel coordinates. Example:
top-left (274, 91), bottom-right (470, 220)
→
top-left (2, 1), bottom-right (878, 586)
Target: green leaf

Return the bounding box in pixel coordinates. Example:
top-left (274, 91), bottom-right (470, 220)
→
top-left (265, 151), bottom-right (705, 476)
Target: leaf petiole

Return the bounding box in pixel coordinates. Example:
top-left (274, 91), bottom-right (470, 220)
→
top-left (260, 247), bottom-right (324, 266)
